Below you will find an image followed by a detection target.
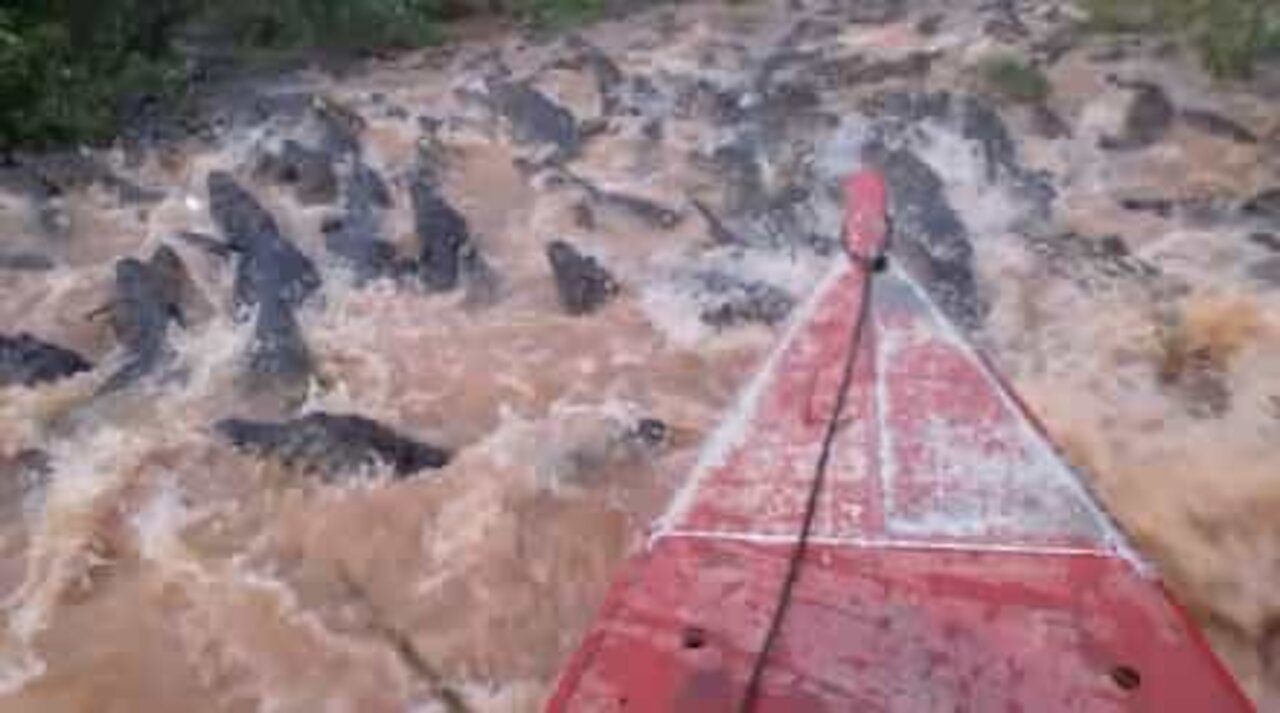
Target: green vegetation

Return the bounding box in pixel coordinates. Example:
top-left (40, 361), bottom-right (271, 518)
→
top-left (515, 0), bottom-right (603, 27)
top-left (977, 54), bottom-right (1051, 104)
top-left (0, 0), bottom-right (604, 152)
top-left (1083, 0), bottom-right (1280, 79)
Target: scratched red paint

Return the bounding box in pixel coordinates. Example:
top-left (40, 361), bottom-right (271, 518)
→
top-left (546, 172), bottom-right (1252, 711)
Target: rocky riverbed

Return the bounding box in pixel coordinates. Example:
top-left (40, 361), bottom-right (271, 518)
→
top-left (1, 0), bottom-right (1279, 710)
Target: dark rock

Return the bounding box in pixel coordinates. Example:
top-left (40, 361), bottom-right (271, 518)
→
top-left (1180, 109), bottom-right (1258, 144)
top-left (863, 142), bottom-right (986, 328)
top-left (596, 190), bottom-right (682, 229)
top-left (96, 253), bottom-right (184, 395)
top-left (811, 52), bottom-right (936, 91)
top-left (1171, 367), bottom-right (1232, 419)
top-left (983, 0), bottom-right (1029, 41)
top-left (0, 252), bottom-right (54, 271)
top-left (1249, 257), bottom-right (1280, 286)
top-left (1027, 232), bottom-right (1159, 289)
top-left (627, 418), bottom-right (668, 448)
top-left (842, 0), bottom-right (905, 24)
top-left (691, 199), bottom-right (741, 245)
top-left (410, 175), bottom-right (472, 292)
top-left (7, 151), bottom-right (164, 205)
top-left (461, 248), bottom-right (503, 309)
top-left (1100, 82), bottom-right (1174, 151)
top-left (1120, 197), bottom-right (1175, 218)
top-left (216, 412), bottom-right (450, 479)
top-left (557, 36), bottom-right (625, 115)
top-left (693, 272), bottom-right (795, 329)
top-left (960, 96), bottom-right (1019, 181)
top-left (561, 172), bottom-right (682, 230)
top-left (255, 141), bottom-right (339, 206)
top-left (573, 202), bottom-right (596, 230)
top-left (916, 14), bottom-right (944, 36)
top-left (243, 299), bottom-right (313, 394)
top-left (546, 241), bottom-right (619, 316)
top-left (1119, 194), bottom-right (1233, 224)
top-left (672, 77), bottom-right (747, 124)
top-left (207, 171), bottom-right (322, 310)
top-left (1243, 189), bottom-right (1280, 224)
top-left (1030, 104), bottom-right (1072, 139)
top-left (704, 139), bottom-right (768, 214)
top-left (351, 162), bottom-right (392, 209)
top-left (0, 449), bottom-right (50, 506)
top-left (1249, 232), bottom-right (1280, 252)
top-left (323, 163), bottom-right (400, 282)
top-left (0, 334), bottom-right (92, 387)
top-left (484, 80), bottom-right (580, 155)
top-left (176, 230), bottom-right (237, 258)
top-left (313, 97), bottom-right (367, 158)
top-left (1032, 26), bottom-right (1080, 66)
top-left (860, 89), bottom-right (954, 124)
top-left (206, 172), bottom-right (319, 398)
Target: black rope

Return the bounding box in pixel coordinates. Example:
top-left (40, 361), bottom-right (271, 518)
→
top-left (737, 252), bottom-right (883, 713)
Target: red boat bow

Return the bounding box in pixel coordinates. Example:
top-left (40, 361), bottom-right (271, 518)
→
top-left (547, 171), bottom-right (1252, 712)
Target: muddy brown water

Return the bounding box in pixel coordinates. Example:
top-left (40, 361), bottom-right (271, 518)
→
top-left (2, 1), bottom-right (1280, 710)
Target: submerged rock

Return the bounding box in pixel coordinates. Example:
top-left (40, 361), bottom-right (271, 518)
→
top-left (691, 199), bottom-right (741, 245)
top-left (0, 334), bottom-right (92, 387)
top-left (842, 0), bottom-right (905, 24)
top-left (546, 241), bottom-right (619, 316)
top-left (255, 140), bottom-right (340, 205)
top-left (0, 252), bottom-right (55, 271)
top-left (1179, 109), bottom-right (1258, 144)
top-left (1030, 104), bottom-right (1072, 139)
top-left (1101, 81), bottom-right (1174, 151)
top-left (693, 272), bottom-right (795, 329)
top-left (216, 412), bottom-right (451, 479)
top-left (1026, 232), bottom-right (1159, 289)
top-left (1243, 189), bottom-right (1280, 224)
top-left (0, 449), bottom-right (50, 506)
top-left (555, 36), bottom-right (625, 115)
top-left (864, 142), bottom-right (986, 328)
top-left (561, 172), bottom-right (682, 230)
top-left (810, 52), bottom-right (936, 91)
top-left (410, 175), bottom-right (473, 292)
top-left (1248, 257), bottom-right (1280, 287)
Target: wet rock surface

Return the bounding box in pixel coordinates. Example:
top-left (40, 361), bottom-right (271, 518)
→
top-left (256, 140), bottom-right (341, 205)
top-left (546, 240), bottom-right (619, 315)
top-left (1180, 109), bottom-right (1258, 145)
top-left (96, 247), bottom-right (189, 395)
top-left (693, 271), bottom-right (795, 329)
top-left (411, 173), bottom-right (474, 292)
top-left (864, 141), bottom-right (985, 328)
top-left (216, 412), bottom-right (451, 479)
top-left (207, 171), bottom-right (323, 310)
top-left (1100, 81), bottom-right (1174, 151)
top-left (206, 171), bottom-right (320, 399)
top-left (0, 333), bottom-right (92, 387)
top-left (1244, 189), bottom-right (1280, 225)
top-left (323, 163), bottom-right (401, 282)
top-left (482, 79), bottom-right (581, 156)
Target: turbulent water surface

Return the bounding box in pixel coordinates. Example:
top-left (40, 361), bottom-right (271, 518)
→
top-left (1, 1), bottom-right (1279, 710)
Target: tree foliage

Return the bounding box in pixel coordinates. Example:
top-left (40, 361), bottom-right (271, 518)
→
top-left (1085, 0), bottom-right (1280, 79)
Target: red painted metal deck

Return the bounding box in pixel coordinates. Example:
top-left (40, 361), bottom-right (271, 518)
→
top-left (547, 172), bottom-right (1252, 712)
